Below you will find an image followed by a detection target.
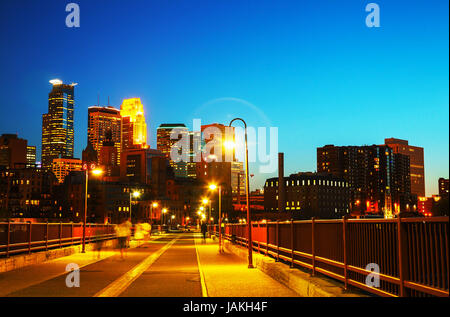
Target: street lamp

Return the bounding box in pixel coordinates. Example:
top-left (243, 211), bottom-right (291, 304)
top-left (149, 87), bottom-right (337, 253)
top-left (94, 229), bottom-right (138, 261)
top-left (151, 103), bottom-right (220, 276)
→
top-left (229, 118), bottom-right (254, 268)
top-left (82, 165), bottom-right (103, 253)
top-left (161, 208), bottom-right (168, 226)
top-left (202, 198), bottom-right (211, 225)
top-left (209, 183), bottom-right (223, 253)
top-left (129, 190), bottom-right (141, 221)
top-left (151, 202), bottom-right (158, 223)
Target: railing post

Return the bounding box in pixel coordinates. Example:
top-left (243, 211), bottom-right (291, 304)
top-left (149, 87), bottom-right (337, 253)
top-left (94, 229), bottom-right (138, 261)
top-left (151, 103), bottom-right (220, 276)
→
top-left (59, 222), bottom-right (62, 248)
top-left (28, 222), bottom-right (32, 254)
top-left (45, 221), bottom-right (49, 251)
top-left (6, 219), bottom-right (11, 258)
top-left (311, 217), bottom-right (315, 276)
top-left (276, 220), bottom-right (279, 262)
top-left (71, 222), bottom-right (74, 246)
top-left (266, 222), bottom-right (269, 256)
top-left (397, 215), bottom-right (408, 297)
top-left (290, 219), bottom-right (294, 268)
top-left (342, 216), bottom-right (348, 290)
top-left (257, 222), bottom-right (260, 254)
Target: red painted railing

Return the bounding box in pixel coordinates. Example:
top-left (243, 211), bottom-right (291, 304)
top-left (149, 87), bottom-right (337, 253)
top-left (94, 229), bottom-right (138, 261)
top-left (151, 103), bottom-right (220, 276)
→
top-left (0, 221), bottom-right (116, 257)
top-left (210, 216), bottom-right (449, 297)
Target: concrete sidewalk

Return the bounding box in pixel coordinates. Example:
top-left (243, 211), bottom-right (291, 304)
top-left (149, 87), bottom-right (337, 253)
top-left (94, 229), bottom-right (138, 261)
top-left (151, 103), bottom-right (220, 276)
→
top-left (194, 233), bottom-right (300, 297)
top-left (0, 236), bottom-right (157, 296)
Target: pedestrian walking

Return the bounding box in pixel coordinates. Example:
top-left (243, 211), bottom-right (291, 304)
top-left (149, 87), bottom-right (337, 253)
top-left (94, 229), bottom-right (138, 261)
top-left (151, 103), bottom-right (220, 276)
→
top-left (201, 221), bottom-right (208, 243)
top-left (115, 218), bottom-right (131, 260)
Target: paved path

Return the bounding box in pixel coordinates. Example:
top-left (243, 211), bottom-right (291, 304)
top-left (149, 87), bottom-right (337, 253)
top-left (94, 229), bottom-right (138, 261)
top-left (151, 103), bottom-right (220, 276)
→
top-left (0, 232), bottom-right (299, 297)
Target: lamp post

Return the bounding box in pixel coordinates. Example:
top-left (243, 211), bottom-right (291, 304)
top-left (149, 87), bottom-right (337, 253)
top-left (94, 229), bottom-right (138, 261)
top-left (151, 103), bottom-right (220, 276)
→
top-left (161, 208), bottom-right (168, 226)
top-left (151, 202), bottom-right (158, 224)
top-left (202, 198), bottom-right (211, 225)
top-left (209, 184), bottom-right (222, 253)
top-left (129, 190), bottom-right (141, 221)
top-left (229, 118), bottom-right (254, 268)
top-left (82, 165), bottom-right (103, 253)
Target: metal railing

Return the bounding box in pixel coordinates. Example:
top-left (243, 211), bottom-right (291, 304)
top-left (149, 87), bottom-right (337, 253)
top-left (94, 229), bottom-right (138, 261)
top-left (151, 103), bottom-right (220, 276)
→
top-left (210, 216), bottom-right (449, 297)
top-left (0, 221), bottom-right (117, 257)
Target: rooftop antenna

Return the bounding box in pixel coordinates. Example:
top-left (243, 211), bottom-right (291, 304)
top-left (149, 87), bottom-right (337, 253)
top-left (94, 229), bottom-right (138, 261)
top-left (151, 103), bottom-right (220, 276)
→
top-left (108, 96), bottom-right (110, 106)
top-left (97, 93), bottom-right (100, 106)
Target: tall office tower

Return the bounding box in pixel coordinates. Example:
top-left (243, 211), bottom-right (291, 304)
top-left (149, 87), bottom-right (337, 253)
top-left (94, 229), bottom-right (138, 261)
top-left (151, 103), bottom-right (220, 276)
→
top-left (196, 123), bottom-right (236, 184)
top-left (384, 138), bottom-right (425, 197)
top-left (157, 123), bottom-right (189, 177)
top-left (120, 148), bottom-right (167, 197)
top-left (26, 146), bottom-right (36, 167)
top-left (52, 157), bottom-right (82, 183)
top-left (99, 130), bottom-right (120, 177)
top-left (87, 106), bottom-right (122, 164)
top-left (317, 144), bottom-right (412, 216)
top-left (120, 98), bottom-right (148, 151)
top-left (0, 134), bottom-right (27, 168)
top-left (196, 123), bottom-right (236, 215)
top-left (187, 131), bottom-right (201, 178)
top-left (231, 161), bottom-right (246, 201)
top-left (41, 79), bottom-right (76, 169)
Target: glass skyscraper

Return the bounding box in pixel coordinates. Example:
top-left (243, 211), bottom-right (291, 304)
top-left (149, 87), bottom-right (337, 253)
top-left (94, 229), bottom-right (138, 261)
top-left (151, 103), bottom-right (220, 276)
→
top-left (41, 79), bottom-right (76, 169)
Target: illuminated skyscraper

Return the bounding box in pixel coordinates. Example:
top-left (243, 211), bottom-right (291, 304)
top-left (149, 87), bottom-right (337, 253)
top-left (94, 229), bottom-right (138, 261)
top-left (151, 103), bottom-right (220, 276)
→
top-left (157, 123), bottom-right (189, 177)
top-left (41, 79), bottom-right (76, 169)
top-left (120, 98), bottom-right (148, 151)
top-left (384, 138), bottom-right (425, 197)
top-left (26, 146), bottom-right (36, 167)
top-left (88, 106), bottom-right (121, 164)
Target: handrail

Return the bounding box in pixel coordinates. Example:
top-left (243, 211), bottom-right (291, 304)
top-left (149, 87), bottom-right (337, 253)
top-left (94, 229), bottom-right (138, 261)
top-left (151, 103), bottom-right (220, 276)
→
top-left (0, 222), bottom-right (117, 257)
top-left (210, 217), bottom-right (449, 297)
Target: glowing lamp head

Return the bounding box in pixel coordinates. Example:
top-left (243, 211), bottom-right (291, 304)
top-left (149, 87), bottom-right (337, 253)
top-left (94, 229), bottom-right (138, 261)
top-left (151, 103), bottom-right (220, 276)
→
top-left (209, 184), bottom-right (217, 191)
top-left (171, 215), bottom-right (175, 219)
top-left (91, 169), bottom-right (103, 176)
top-left (162, 208), bottom-right (168, 214)
top-left (202, 198), bottom-right (209, 204)
top-left (132, 191), bottom-right (141, 198)
top-left (199, 206), bottom-right (204, 211)
top-left (152, 202), bottom-right (158, 208)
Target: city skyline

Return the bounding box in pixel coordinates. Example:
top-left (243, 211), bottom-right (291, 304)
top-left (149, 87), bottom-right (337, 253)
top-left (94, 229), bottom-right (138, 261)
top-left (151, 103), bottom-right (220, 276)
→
top-left (0, 0), bottom-right (448, 302)
top-left (0, 0), bottom-right (448, 196)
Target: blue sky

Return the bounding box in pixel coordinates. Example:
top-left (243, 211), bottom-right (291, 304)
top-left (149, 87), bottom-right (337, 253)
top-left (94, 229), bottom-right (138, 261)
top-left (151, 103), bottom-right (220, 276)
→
top-left (0, 0), bottom-right (448, 195)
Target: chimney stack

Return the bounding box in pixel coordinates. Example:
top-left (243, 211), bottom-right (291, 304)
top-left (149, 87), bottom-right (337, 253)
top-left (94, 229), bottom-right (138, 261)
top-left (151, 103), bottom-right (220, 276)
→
top-left (278, 152), bottom-right (286, 213)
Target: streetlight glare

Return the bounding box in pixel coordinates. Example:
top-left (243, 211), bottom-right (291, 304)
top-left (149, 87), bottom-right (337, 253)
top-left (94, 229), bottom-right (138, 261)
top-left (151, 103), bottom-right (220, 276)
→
top-left (152, 202), bottom-right (158, 208)
top-left (202, 198), bottom-right (209, 204)
top-left (224, 140), bottom-right (236, 150)
top-left (209, 184), bottom-right (217, 190)
top-left (132, 191), bottom-right (141, 198)
top-left (91, 168), bottom-right (103, 176)
top-left (162, 208), bottom-right (168, 213)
